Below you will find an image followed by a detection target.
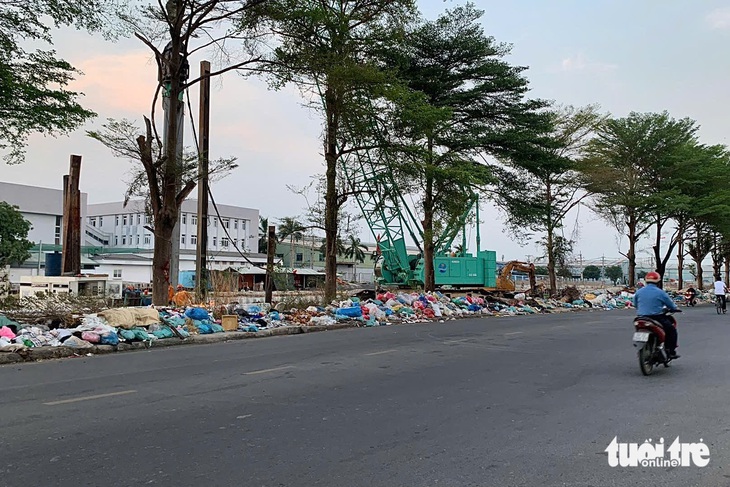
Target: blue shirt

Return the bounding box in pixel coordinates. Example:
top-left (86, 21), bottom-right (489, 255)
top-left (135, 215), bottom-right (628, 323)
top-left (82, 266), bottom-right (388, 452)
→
top-left (634, 283), bottom-right (678, 316)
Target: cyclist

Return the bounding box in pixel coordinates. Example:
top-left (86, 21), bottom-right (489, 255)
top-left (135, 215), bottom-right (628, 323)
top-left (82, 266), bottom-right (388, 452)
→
top-left (714, 276), bottom-right (727, 311)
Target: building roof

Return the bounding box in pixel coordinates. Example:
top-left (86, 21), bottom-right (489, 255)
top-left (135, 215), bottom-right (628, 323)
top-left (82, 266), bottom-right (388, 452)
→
top-left (0, 181), bottom-right (88, 216)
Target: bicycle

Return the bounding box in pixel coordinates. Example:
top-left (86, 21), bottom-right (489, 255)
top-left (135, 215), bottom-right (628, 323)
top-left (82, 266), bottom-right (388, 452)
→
top-left (716, 295), bottom-right (727, 314)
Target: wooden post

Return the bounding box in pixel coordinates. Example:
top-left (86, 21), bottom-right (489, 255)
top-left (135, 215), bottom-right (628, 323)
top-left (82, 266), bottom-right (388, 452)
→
top-left (62, 155), bottom-right (82, 275)
top-left (265, 225), bottom-right (276, 304)
top-left (195, 60), bottom-right (211, 301)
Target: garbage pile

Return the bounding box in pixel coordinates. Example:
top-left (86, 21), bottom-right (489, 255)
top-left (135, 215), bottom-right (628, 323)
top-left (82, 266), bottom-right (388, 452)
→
top-left (0, 285), bottom-right (717, 354)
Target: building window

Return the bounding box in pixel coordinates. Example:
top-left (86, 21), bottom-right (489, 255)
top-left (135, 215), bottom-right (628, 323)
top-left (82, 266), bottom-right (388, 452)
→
top-left (122, 235), bottom-right (127, 245)
top-left (123, 215), bottom-right (128, 226)
top-left (144, 234), bottom-right (151, 245)
top-left (241, 220), bottom-right (247, 232)
top-left (143, 214), bottom-right (148, 224)
top-left (319, 252), bottom-right (324, 261)
top-left (137, 214), bottom-right (141, 224)
top-left (191, 215), bottom-right (197, 226)
top-left (113, 269), bottom-right (122, 278)
top-left (54, 215), bottom-right (62, 245)
top-left (181, 234), bottom-right (186, 245)
top-left (213, 218), bottom-right (217, 227)
top-left (221, 238), bottom-right (229, 248)
top-left (296, 253), bottom-right (303, 262)
top-left (191, 235), bottom-right (197, 245)
top-left (89, 217), bottom-right (96, 227)
top-left (213, 237), bottom-right (217, 247)
top-left (233, 219), bottom-right (238, 229)
top-left (115, 236), bottom-right (118, 246)
top-left (136, 235), bottom-right (140, 245)
top-left (223, 218), bottom-right (230, 228)
top-left (115, 215), bottom-right (119, 226)
top-left (182, 213), bottom-right (187, 225)
top-left (231, 238), bottom-right (236, 248)
top-left (99, 216), bottom-right (103, 226)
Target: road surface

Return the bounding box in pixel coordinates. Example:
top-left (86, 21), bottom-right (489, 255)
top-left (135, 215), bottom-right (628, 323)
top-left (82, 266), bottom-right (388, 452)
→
top-left (2, 306), bottom-right (730, 486)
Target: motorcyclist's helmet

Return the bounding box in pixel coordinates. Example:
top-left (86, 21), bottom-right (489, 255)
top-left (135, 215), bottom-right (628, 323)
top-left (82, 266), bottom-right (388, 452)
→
top-left (645, 271), bottom-right (661, 283)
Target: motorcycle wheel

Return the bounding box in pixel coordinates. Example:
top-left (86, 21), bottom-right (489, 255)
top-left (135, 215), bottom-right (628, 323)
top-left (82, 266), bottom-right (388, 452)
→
top-left (639, 338), bottom-right (655, 376)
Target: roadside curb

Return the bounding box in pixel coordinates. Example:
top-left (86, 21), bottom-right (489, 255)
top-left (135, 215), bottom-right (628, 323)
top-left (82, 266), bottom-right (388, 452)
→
top-left (0, 322), bottom-right (360, 365)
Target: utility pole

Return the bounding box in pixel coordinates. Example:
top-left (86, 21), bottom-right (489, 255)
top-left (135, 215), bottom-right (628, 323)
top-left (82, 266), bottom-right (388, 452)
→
top-left (61, 155), bottom-right (82, 276)
top-left (265, 225), bottom-right (276, 304)
top-left (195, 60), bottom-right (211, 301)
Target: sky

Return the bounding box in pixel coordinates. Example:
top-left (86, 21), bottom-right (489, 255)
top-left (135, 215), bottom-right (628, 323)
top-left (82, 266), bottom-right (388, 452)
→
top-left (3, 0), bottom-right (730, 263)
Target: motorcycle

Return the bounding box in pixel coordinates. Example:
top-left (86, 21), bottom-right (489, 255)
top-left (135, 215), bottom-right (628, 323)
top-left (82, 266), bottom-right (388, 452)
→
top-left (684, 291), bottom-right (697, 307)
top-left (633, 309), bottom-right (681, 376)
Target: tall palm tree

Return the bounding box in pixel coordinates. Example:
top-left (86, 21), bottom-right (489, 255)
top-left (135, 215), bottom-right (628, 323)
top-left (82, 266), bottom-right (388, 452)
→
top-left (319, 236), bottom-right (346, 257)
top-left (278, 217), bottom-right (305, 268)
top-left (344, 235), bottom-right (367, 282)
top-left (258, 216), bottom-right (270, 254)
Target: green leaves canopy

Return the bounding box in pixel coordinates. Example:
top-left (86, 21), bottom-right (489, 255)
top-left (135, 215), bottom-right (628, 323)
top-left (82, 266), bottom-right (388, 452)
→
top-left (0, 202), bottom-right (33, 267)
top-left (0, 0), bottom-right (117, 164)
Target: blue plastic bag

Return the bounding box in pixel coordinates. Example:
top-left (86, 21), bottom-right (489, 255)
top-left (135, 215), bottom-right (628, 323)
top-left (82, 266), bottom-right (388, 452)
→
top-left (246, 305), bottom-right (262, 314)
top-left (185, 307), bottom-right (210, 321)
top-left (210, 323), bottom-right (224, 333)
top-left (100, 333), bottom-right (119, 346)
top-left (334, 306), bottom-right (362, 318)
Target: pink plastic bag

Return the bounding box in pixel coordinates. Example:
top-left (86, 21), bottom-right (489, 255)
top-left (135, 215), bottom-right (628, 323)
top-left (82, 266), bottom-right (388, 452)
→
top-left (81, 331), bottom-right (101, 343)
top-left (0, 326), bottom-right (15, 339)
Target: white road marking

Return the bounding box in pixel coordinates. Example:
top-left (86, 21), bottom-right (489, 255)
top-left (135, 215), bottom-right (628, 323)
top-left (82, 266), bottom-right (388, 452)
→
top-left (237, 414), bottom-right (252, 420)
top-left (364, 349), bottom-right (398, 356)
top-left (44, 389), bottom-right (137, 406)
top-left (505, 332), bottom-right (524, 336)
top-left (443, 338), bottom-right (472, 344)
top-left (244, 365), bottom-right (293, 375)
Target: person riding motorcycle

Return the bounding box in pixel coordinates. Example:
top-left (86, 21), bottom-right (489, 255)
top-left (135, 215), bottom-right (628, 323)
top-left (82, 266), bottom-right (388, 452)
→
top-left (634, 271), bottom-right (680, 359)
top-left (685, 286), bottom-right (697, 306)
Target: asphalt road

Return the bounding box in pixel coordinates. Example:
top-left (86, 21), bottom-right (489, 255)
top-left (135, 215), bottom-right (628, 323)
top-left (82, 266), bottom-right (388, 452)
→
top-left (2, 305), bottom-right (730, 487)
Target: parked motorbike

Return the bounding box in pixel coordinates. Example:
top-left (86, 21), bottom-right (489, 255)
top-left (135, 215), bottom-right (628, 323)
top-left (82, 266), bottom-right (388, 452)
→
top-left (684, 292), bottom-right (697, 307)
top-left (633, 309), bottom-right (681, 376)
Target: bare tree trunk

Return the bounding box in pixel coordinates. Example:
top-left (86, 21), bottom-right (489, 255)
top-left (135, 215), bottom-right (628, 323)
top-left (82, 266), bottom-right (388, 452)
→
top-left (423, 169), bottom-right (435, 292)
top-left (676, 222), bottom-right (685, 289)
top-left (323, 87), bottom-right (339, 303)
top-left (627, 214), bottom-right (637, 287)
top-left (546, 230), bottom-right (556, 294)
top-left (152, 214), bottom-right (175, 305)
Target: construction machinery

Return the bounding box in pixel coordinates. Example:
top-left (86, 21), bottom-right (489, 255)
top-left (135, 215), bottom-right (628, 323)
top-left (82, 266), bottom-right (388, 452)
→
top-left (345, 151), bottom-right (532, 292)
top-left (496, 261), bottom-right (537, 292)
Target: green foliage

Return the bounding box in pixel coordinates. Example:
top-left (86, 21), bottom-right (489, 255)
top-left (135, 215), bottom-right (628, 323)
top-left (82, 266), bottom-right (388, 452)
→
top-left (0, 202), bottom-right (33, 267)
top-left (582, 111), bottom-right (701, 285)
top-left (605, 265), bottom-right (623, 281)
top-left (258, 216), bottom-right (270, 253)
top-left (534, 266), bottom-right (548, 276)
top-left (374, 3), bottom-right (548, 290)
top-left (344, 235), bottom-right (367, 263)
top-left (0, 0), bottom-right (119, 163)
top-left (582, 265), bottom-right (601, 280)
top-left (637, 270), bottom-right (648, 280)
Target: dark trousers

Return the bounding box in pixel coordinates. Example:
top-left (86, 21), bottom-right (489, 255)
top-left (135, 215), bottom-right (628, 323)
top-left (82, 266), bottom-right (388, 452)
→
top-left (648, 314), bottom-right (678, 352)
top-left (718, 294), bottom-right (727, 310)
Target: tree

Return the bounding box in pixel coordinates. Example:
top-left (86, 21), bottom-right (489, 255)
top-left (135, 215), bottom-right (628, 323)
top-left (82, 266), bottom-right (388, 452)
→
top-left (0, 202), bottom-right (33, 267)
top-left (605, 265), bottom-right (623, 282)
top-left (278, 217), bottom-right (305, 268)
top-left (582, 112), bottom-right (698, 287)
top-left (253, 0), bottom-right (416, 302)
top-left (582, 265), bottom-right (601, 280)
top-left (0, 0), bottom-right (119, 164)
top-left (381, 3), bottom-right (549, 291)
top-left (344, 234), bottom-right (367, 281)
top-left (496, 105), bottom-right (604, 294)
top-left (258, 216), bottom-right (270, 254)
top-left (637, 270), bottom-right (648, 280)
top-left (90, 0), bottom-right (267, 305)
top-left (535, 266), bottom-right (548, 276)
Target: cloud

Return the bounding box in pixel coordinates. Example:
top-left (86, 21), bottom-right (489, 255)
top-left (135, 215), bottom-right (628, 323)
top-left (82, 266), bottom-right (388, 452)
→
top-left (70, 50), bottom-right (159, 117)
top-left (707, 7), bottom-right (730, 29)
top-left (560, 52), bottom-right (617, 73)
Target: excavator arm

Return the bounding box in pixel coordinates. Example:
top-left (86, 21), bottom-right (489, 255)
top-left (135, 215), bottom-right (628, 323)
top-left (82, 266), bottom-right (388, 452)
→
top-left (496, 261), bottom-right (536, 293)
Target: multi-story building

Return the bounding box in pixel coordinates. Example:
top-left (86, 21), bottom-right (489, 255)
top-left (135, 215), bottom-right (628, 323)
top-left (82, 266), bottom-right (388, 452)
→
top-left (86, 199), bottom-right (258, 253)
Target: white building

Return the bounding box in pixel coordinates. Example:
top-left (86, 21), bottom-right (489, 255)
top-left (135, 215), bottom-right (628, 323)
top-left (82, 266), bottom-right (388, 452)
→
top-left (1, 182), bottom-right (264, 286)
top-left (86, 199), bottom-right (258, 253)
top-left (0, 181), bottom-right (88, 247)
